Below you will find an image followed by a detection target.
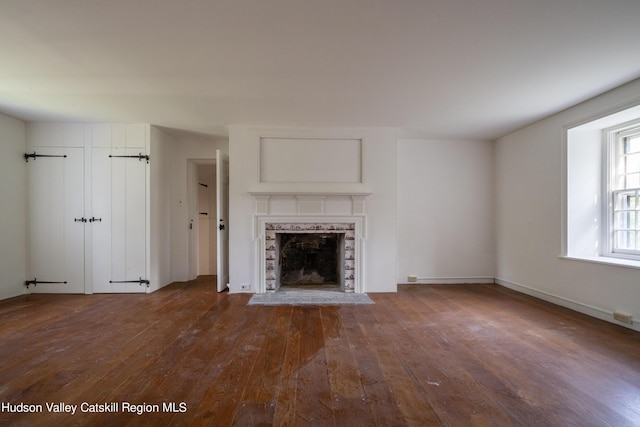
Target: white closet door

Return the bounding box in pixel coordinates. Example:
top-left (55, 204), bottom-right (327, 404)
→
top-left (91, 147), bottom-right (112, 293)
top-left (123, 147), bottom-right (147, 292)
top-left (27, 147), bottom-right (85, 294)
top-left (110, 147), bottom-right (128, 292)
top-left (92, 147), bottom-right (147, 293)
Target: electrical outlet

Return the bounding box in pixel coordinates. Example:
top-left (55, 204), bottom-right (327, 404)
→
top-left (407, 275), bottom-right (418, 283)
top-left (613, 311), bottom-right (633, 324)
top-left (240, 284), bottom-right (251, 291)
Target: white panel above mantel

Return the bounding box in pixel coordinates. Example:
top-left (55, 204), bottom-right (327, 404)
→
top-left (260, 137), bottom-right (362, 184)
top-left (249, 192), bottom-right (371, 216)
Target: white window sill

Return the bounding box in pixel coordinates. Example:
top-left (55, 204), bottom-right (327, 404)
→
top-left (560, 255), bottom-right (640, 270)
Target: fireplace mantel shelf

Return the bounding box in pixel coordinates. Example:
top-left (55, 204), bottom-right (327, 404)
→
top-left (250, 192), bottom-right (370, 216)
top-left (249, 191), bottom-right (372, 198)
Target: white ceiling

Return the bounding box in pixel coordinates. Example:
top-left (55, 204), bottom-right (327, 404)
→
top-left (1, 0), bottom-right (639, 141)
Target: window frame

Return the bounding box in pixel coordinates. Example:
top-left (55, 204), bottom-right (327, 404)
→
top-left (605, 120), bottom-right (640, 260)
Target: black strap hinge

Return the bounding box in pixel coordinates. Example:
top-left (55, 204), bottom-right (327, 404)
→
top-left (108, 153), bottom-right (150, 163)
top-left (24, 152), bottom-right (67, 162)
top-left (25, 278), bottom-right (68, 288)
top-left (109, 277), bottom-right (150, 287)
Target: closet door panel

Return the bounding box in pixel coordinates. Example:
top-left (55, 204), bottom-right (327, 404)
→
top-left (124, 147), bottom-right (147, 292)
top-left (92, 146), bottom-right (146, 293)
top-left (63, 147), bottom-right (85, 292)
top-left (110, 147), bottom-right (128, 292)
top-left (27, 147), bottom-right (84, 294)
top-left (28, 147), bottom-right (62, 283)
top-left (91, 148), bottom-right (112, 293)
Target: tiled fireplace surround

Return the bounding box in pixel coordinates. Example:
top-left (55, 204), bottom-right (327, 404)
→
top-left (252, 193), bottom-right (368, 294)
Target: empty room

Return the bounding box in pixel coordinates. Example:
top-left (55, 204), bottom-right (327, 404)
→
top-left (1, 1), bottom-right (640, 425)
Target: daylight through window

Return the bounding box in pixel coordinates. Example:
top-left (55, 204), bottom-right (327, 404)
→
top-left (610, 125), bottom-right (640, 256)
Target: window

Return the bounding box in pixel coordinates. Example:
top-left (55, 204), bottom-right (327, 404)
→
top-left (608, 123), bottom-right (640, 258)
top-left (565, 103), bottom-right (640, 266)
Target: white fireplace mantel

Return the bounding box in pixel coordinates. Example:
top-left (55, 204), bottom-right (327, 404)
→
top-left (250, 192), bottom-right (370, 294)
top-left (249, 191), bottom-right (371, 216)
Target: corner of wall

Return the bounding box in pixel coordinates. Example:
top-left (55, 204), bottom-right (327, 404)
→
top-left (493, 77), bottom-right (640, 330)
top-left (149, 126), bottom-right (176, 291)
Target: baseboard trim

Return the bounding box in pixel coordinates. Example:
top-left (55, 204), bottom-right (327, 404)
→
top-left (408, 277), bottom-right (495, 285)
top-left (495, 278), bottom-right (640, 332)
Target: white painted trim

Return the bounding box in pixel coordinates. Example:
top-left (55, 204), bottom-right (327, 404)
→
top-left (186, 160), bottom-right (199, 281)
top-left (244, 126), bottom-right (377, 195)
top-left (560, 123), bottom-right (569, 256)
top-left (563, 98), bottom-right (640, 131)
top-left (250, 182), bottom-right (368, 195)
top-left (559, 254), bottom-right (640, 270)
top-left (408, 277), bottom-right (495, 284)
top-left (250, 192), bottom-right (371, 217)
top-left (495, 278), bottom-right (640, 332)
top-left (604, 120), bottom-right (640, 259)
top-left (296, 195), bottom-right (325, 215)
top-left (83, 128), bottom-right (93, 294)
top-left (144, 125), bottom-right (151, 293)
top-left (249, 191), bottom-right (372, 197)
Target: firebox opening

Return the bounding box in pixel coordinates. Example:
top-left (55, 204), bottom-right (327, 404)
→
top-left (278, 233), bottom-right (343, 287)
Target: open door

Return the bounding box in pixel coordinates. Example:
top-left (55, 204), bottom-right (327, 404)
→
top-left (216, 150), bottom-right (229, 292)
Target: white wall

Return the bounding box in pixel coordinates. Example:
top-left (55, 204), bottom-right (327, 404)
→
top-left (149, 126), bottom-right (175, 291)
top-left (228, 126), bottom-right (398, 293)
top-left (397, 139), bottom-right (495, 283)
top-left (0, 113), bottom-right (27, 300)
top-left (566, 128), bottom-right (602, 258)
top-left (495, 77), bottom-right (640, 331)
top-left (169, 138), bottom-right (229, 282)
top-left (362, 129), bottom-right (398, 292)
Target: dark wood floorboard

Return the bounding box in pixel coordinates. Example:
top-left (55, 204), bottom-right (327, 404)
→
top-left (1, 280), bottom-right (640, 426)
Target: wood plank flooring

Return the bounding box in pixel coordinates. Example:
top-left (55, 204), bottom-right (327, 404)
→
top-left (1, 278), bottom-right (639, 426)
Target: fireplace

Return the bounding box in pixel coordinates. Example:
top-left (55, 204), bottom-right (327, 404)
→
top-left (252, 193), bottom-right (369, 294)
top-left (262, 221), bottom-right (360, 293)
top-left (278, 233), bottom-right (342, 286)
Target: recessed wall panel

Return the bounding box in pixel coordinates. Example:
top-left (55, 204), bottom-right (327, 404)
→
top-left (260, 138), bottom-right (362, 184)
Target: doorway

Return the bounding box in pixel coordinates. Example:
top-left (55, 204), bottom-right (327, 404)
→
top-left (196, 163), bottom-right (217, 276)
top-left (188, 150), bottom-right (229, 292)
top-left (188, 160), bottom-right (216, 279)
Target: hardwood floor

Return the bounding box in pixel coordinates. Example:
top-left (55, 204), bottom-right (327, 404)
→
top-left (1, 279), bottom-right (639, 426)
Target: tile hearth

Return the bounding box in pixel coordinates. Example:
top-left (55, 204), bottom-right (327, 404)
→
top-left (247, 289), bottom-right (374, 306)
